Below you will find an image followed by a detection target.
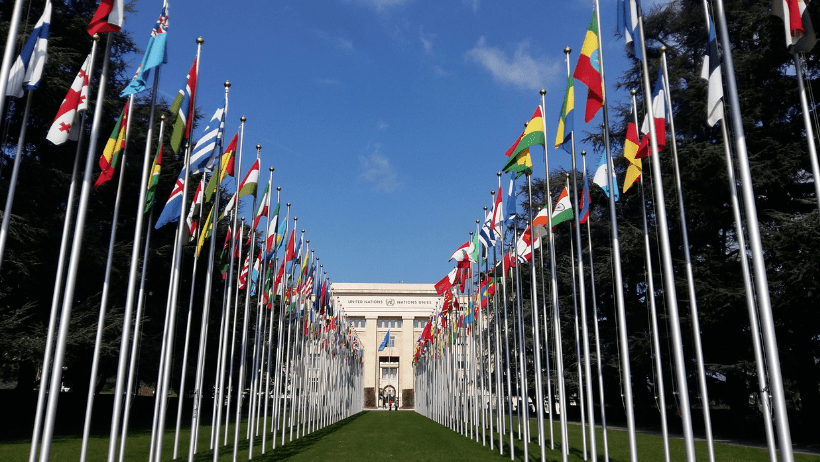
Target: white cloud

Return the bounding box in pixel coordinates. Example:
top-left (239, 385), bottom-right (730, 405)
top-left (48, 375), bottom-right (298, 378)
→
top-left (377, 120), bottom-right (389, 130)
top-left (433, 65), bottom-right (449, 77)
top-left (353, 0), bottom-right (411, 12)
top-left (462, 0), bottom-right (479, 13)
top-left (313, 29), bottom-right (355, 52)
top-left (419, 28), bottom-right (436, 54)
top-left (359, 147), bottom-right (400, 193)
top-left (465, 37), bottom-right (560, 91)
top-left (313, 78), bottom-right (340, 85)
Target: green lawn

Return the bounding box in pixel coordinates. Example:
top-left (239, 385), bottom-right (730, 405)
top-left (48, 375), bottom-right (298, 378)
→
top-left (2, 411), bottom-right (818, 461)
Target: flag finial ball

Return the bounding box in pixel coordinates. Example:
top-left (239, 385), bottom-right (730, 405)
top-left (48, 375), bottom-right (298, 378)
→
top-left (277, 186), bottom-right (281, 191)
top-left (257, 144), bottom-right (261, 150)
top-left (497, 172), bottom-right (502, 177)
top-left (484, 206), bottom-right (487, 211)
top-left (287, 202), bottom-right (291, 206)
top-left (196, 37), bottom-right (204, 44)
top-left (540, 88), bottom-right (546, 96)
top-left (564, 46), bottom-right (571, 54)
top-left (660, 45), bottom-right (667, 53)
top-left (476, 220), bottom-right (480, 224)
top-left (241, 217), bottom-right (245, 221)
top-left (582, 150), bottom-right (587, 156)
top-left (566, 173), bottom-right (570, 178)
top-left (92, 34), bottom-right (100, 42)
top-left (160, 115), bottom-right (165, 120)
top-left (241, 116), bottom-right (246, 122)
top-left (306, 239), bottom-right (310, 244)
top-left (302, 229), bottom-right (305, 233)
top-left (269, 167), bottom-right (274, 172)
top-left (491, 190), bottom-right (495, 196)
top-left (631, 89), bottom-right (637, 96)
top-left (224, 81), bottom-right (231, 88)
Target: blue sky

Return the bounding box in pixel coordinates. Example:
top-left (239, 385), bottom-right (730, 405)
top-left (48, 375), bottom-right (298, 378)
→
top-left (122, 0), bottom-right (663, 284)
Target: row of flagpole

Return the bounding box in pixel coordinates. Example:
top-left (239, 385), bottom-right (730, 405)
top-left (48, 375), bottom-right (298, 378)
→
top-left (411, 0), bottom-right (813, 461)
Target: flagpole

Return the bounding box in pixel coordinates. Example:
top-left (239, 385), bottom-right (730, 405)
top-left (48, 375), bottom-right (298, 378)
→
top-left (581, 150), bottom-right (610, 462)
top-left (539, 90), bottom-right (569, 462)
top-left (564, 47), bottom-right (598, 462)
top-left (223, 217), bottom-right (246, 447)
top-left (79, 93), bottom-right (135, 462)
top-left (261, 172), bottom-right (275, 452)
top-left (38, 32), bottom-right (114, 462)
top-left (713, 0), bottom-right (794, 458)
top-left (189, 81), bottom-right (231, 460)
top-left (536, 240), bottom-right (554, 450)
top-left (635, 2), bottom-right (698, 460)
top-left (233, 223), bottom-right (258, 460)
top-left (0, 0), bottom-right (24, 116)
top-left (0, 89), bottom-right (34, 271)
top-left (488, 188), bottom-right (505, 455)
top-left (792, 53), bottom-right (820, 214)
top-left (271, 204), bottom-right (290, 449)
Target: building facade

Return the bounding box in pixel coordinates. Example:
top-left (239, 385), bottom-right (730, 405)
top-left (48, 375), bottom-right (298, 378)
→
top-left (332, 283), bottom-right (440, 408)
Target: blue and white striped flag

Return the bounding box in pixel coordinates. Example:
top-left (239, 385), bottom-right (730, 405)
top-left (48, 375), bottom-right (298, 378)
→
top-left (7, 1), bottom-right (51, 98)
top-left (190, 107), bottom-right (225, 174)
top-left (700, 16), bottom-right (724, 127)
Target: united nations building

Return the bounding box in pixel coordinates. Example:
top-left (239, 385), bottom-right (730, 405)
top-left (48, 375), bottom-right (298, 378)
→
top-left (333, 282), bottom-right (442, 409)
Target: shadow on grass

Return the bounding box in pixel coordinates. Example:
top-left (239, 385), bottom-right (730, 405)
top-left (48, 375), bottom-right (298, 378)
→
top-left (191, 412), bottom-right (365, 462)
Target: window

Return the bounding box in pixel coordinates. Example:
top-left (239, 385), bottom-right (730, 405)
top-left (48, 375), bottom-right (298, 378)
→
top-left (378, 319), bottom-right (383, 328)
top-left (387, 335), bottom-right (395, 348)
top-left (396, 320), bottom-right (402, 328)
top-left (360, 319), bottom-right (366, 328)
top-left (390, 319), bottom-right (396, 328)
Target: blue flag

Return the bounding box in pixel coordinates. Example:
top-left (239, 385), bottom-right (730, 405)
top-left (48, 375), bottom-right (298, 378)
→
top-left (121, 1), bottom-right (168, 96)
top-left (190, 107), bottom-right (225, 174)
top-left (506, 174), bottom-right (517, 225)
top-left (378, 329), bottom-right (391, 351)
top-left (6, 1), bottom-right (51, 98)
top-left (154, 169), bottom-right (185, 229)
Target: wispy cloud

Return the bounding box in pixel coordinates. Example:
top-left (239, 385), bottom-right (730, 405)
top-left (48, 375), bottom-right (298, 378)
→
top-left (359, 147), bottom-right (400, 193)
top-left (352, 0), bottom-right (411, 12)
top-left (312, 29), bottom-right (355, 52)
top-left (462, 0), bottom-right (479, 13)
top-left (433, 65), bottom-right (449, 77)
top-left (465, 37), bottom-right (560, 91)
top-left (419, 28), bottom-right (436, 54)
top-left (377, 120), bottom-right (389, 130)
top-left (313, 78), bottom-right (341, 85)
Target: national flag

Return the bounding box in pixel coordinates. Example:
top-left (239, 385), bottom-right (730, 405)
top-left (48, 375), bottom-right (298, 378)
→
top-left (250, 250), bottom-right (262, 296)
top-left (551, 187), bottom-right (574, 227)
top-left (515, 225), bottom-right (540, 262)
top-left (773, 0), bottom-right (817, 53)
top-left (502, 148), bottom-right (532, 179)
top-left (169, 57), bottom-right (198, 154)
top-left (491, 185), bottom-right (504, 238)
top-left (592, 152), bottom-right (619, 200)
top-left (185, 180), bottom-right (203, 240)
top-left (284, 229), bottom-right (296, 263)
top-left (266, 202), bottom-right (280, 260)
top-left (6, 1), bottom-right (51, 98)
top-left (239, 254), bottom-right (250, 290)
top-left (378, 330), bottom-right (391, 351)
top-left (449, 240), bottom-right (475, 267)
top-left (574, 11), bottom-right (603, 122)
top-left (190, 107), bottom-right (225, 174)
top-left (144, 141), bottom-right (163, 213)
top-left (504, 106), bottom-right (546, 158)
top-left (700, 16), bottom-right (724, 127)
top-left (155, 170), bottom-right (185, 229)
top-left (623, 122), bottom-right (642, 193)
top-left (579, 172), bottom-right (591, 224)
top-left (196, 204), bottom-right (215, 258)
top-left (639, 69), bottom-right (667, 156)
top-left (555, 75), bottom-right (575, 153)
top-left (94, 99), bottom-right (129, 188)
top-left (532, 205), bottom-right (551, 238)
top-left (253, 183), bottom-right (270, 229)
top-left (120, 1), bottom-right (168, 96)
top-left (435, 267), bottom-right (458, 295)
top-left (205, 133), bottom-right (238, 201)
top-left (220, 159), bottom-right (260, 218)
top-left (46, 52), bottom-right (91, 145)
top-left (616, 0), bottom-right (640, 60)
top-left (87, 0), bottom-right (124, 35)
top-left (478, 208), bottom-right (496, 249)
top-left (506, 174), bottom-right (518, 225)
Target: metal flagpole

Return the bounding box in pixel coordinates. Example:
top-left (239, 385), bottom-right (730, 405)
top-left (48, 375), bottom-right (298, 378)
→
top-left (233, 224), bottom-right (258, 461)
top-left (261, 174), bottom-right (276, 453)
top-left (792, 53), bottom-right (820, 214)
top-left (28, 34), bottom-right (96, 460)
top-left (80, 94), bottom-right (135, 462)
top-left (635, 3), bottom-right (696, 460)
top-left (536, 228), bottom-right (554, 451)
top-left (0, 0), bottom-right (24, 117)
top-left (593, 0), bottom-right (639, 456)
top-left (564, 47), bottom-right (597, 462)
top-left (581, 150), bottom-right (610, 462)
top-left (271, 204), bottom-right (290, 449)
top-left (38, 32), bottom-right (114, 462)
top-left (713, 0), bottom-right (794, 457)
top-left (539, 90), bottom-right (569, 462)
top-left (511, 227), bottom-right (530, 455)
top-left (0, 89), bottom-right (34, 270)
top-left (224, 217), bottom-right (246, 447)
top-left (189, 81), bottom-right (231, 460)
top-left (631, 89), bottom-right (671, 462)
top-left (489, 190), bottom-right (505, 455)
top-left (496, 175), bottom-right (514, 461)
top-left (474, 222), bottom-right (487, 447)
top-left (660, 46), bottom-right (716, 462)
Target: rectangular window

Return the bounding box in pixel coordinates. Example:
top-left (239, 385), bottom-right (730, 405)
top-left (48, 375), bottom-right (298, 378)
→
top-left (388, 335), bottom-right (395, 348)
top-left (361, 319), bottom-right (366, 328)
top-left (378, 320), bottom-right (383, 328)
top-left (397, 320), bottom-right (402, 328)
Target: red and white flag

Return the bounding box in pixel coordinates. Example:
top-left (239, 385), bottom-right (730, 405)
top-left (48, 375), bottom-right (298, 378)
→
top-left (46, 53), bottom-right (91, 145)
top-left (773, 0), bottom-right (817, 53)
top-left (87, 0), bottom-right (124, 36)
top-left (186, 180), bottom-right (204, 241)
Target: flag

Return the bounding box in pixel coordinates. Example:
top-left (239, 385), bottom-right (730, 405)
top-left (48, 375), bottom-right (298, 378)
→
top-left (205, 133), bottom-right (237, 201)
top-left (435, 268), bottom-right (458, 295)
top-left (169, 57), bottom-right (198, 154)
top-left (250, 250), bottom-right (262, 296)
top-left (515, 226), bottom-right (540, 262)
top-left (378, 330), bottom-right (391, 351)
top-left (449, 240), bottom-right (475, 267)
top-left (144, 141), bottom-right (163, 213)
top-left (639, 69), bottom-right (667, 156)
top-left (623, 122), bottom-right (642, 193)
top-left (579, 171), bottom-right (591, 224)
top-left (120, 1), bottom-right (168, 96)
top-left (186, 180), bottom-right (203, 240)
top-left (220, 159), bottom-right (260, 218)
top-left (700, 16), bottom-right (724, 127)
top-left (239, 254), bottom-right (250, 290)
top-left (506, 174), bottom-right (518, 225)
top-left (773, 0), bottom-right (817, 53)
top-left (155, 170), bottom-right (185, 229)
top-left (478, 208), bottom-right (496, 249)
top-left (196, 204), bottom-right (215, 258)
top-left (505, 106), bottom-right (546, 158)
top-left (6, 1), bottom-right (51, 98)
top-left (94, 100), bottom-right (129, 188)
top-left (616, 0), bottom-right (640, 60)
top-left (190, 107), bottom-right (225, 174)
top-left (555, 75), bottom-right (575, 153)
top-left (491, 185), bottom-right (504, 238)
top-left (574, 11), bottom-right (603, 122)
top-left (285, 229), bottom-right (296, 263)
top-left (46, 52), bottom-right (91, 145)
top-left (87, 0), bottom-right (124, 35)
top-left (551, 186), bottom-right (574, 227)
top-left (502, 147), bottom-right (532, 179)
top-left (266, 202), bottom-right (280, 260)
top-left (592, 152), bottom-right (619, 200)
top-left (253, 183), bottom-right (270, 229)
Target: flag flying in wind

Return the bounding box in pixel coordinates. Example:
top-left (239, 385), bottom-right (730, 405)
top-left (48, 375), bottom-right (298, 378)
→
top-left (220, 159), bottom-right (259, 219)
top-left (623, 121), bottom-right (642, 193)
top-left (190, 107), bottom-right (224, 174)
top-left (503, 107), bottom-right (543, 178)
top-left (144, 141), bottom-right (163, 213)
top-left (378, 330), bottom-right (391, 351)
top-left (551, 187), bottom-right (574, 227)
top-left (155, 169), bottom-right (185, 229)
top-left (435, 267), bottom-right (458, 295)
top-left (6, 0), bottom-right (51, 98)
top-left (555, 75), bottom-right (575, 153)
top-left (579, 171), bottom-right (591, 224)
top-left (47, 52), bottom-right (91, 145)
top-left (491, 185), bottom-right (504, 238)
top-left (253, 183), bottom-right (270, 229)
top-left (592, 151), bottom-right (619, 200)
top-left (478, 208), bottom-right (497, 249)
top-left (574, 11), bottom-right (603, 122)
top-left (773, 0), bottom-right (817, 53)
top-left (266, 201), bottom-right (280, 260)
top-left (449, 240), bottom-right (475, 267)
top-left (506, 174), bottom-right (518, 225)
top-left (616, 0), bottom-right (640, 60)
top-left (638, 69), bottom-right (667, 157)
top-left (185, 180), bottom-right (203, 240)
top-left (700, 15), bottom-right (724, 127)
top-left (120, 0), bottom-right (168, 96)
top-left (87, 0), bottom-right (124, 35)
top-left (170, 57), bottom-right (198, 154)
top-left (205, 133), bottom-right (237, 201)
top-left (95, 99), bottom-right (130, 188)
